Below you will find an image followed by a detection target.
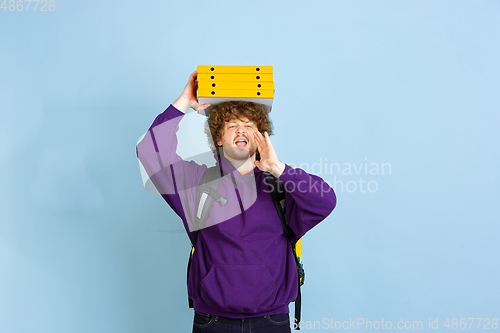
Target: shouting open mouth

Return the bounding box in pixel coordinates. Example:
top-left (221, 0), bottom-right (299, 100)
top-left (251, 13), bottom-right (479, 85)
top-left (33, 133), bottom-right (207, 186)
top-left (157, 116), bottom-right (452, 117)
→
top-left (234, 137), bottom-right (248, 148)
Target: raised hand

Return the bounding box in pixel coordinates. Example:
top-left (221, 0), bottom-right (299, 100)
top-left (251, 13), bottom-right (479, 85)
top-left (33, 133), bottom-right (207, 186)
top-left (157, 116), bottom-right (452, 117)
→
top-left (172, 70), bottom-right (210, 113)
top-left (253, 131), bottom-right (286, 178)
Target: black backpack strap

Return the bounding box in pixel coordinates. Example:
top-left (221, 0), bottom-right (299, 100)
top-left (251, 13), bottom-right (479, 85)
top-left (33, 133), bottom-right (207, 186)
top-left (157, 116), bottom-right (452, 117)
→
top-left (264, 172), bottom-right (294, 239)
top-left (263, 172), bottom-right (302, 330)
top-left (187, 166), bottom-right (227, 308)
top-left (294, 282), bottom-right (302, 329)
top-left (187, 244), bottom-right (196, 308)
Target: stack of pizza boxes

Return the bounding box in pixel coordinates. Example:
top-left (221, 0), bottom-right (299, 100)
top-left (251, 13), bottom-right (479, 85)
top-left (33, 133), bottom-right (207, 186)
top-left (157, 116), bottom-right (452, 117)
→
top-left (196, 65), bottom-right (274, 116)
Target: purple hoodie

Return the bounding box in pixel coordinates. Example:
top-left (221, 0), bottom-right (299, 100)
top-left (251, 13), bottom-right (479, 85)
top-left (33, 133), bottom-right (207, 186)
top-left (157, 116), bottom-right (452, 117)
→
top-left (136, 104), bottom-right (337, 318)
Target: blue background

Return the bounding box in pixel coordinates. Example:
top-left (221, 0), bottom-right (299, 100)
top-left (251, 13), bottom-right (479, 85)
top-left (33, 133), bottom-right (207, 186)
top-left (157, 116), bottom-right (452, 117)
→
top-left (1, 0), bottom-right (499, 332)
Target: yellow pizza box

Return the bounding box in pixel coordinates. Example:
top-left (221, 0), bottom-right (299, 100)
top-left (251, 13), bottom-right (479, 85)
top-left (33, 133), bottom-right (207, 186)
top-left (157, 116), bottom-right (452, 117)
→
top-left (197, 97), bottom-right (274, 116)
top-left (198, 89), bottom-right (274, 99)
top-left (197, 65), bottom-right (273, 74)
top-left (197, 73), bottom-right (273, 82)
top-left (196, 65), bottom-right (275, 116)
top-left (198, 81), bottom-right (275, 90)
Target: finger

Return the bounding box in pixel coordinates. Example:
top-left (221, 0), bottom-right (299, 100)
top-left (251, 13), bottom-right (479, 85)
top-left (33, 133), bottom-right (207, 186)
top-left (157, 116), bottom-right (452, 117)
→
top-left (255, 131), bottom-right (267, 148)
top-left (264, 131), bottom-right (273, 146)
top-left (253, 133), bottom-right (263, 151)
top-left (188, 71), bottom-right (197, 83)
top-left (191, 71), bottom-right (199, 85)
top-left (198, 103), bottom-right (211, 110)
top-left (186, 72), bottom-right (197, 91)
top-left (254, 132), bottom-right (267, 151)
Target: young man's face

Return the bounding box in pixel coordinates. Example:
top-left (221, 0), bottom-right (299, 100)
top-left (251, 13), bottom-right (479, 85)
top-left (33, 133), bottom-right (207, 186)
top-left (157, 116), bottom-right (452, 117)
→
top-left (217, 117), bottom-right (259, 161)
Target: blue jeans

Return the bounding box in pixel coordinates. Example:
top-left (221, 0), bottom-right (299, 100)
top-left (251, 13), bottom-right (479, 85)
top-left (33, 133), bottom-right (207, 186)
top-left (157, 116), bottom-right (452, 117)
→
top-left (192, 311), bottom-right (292, 333)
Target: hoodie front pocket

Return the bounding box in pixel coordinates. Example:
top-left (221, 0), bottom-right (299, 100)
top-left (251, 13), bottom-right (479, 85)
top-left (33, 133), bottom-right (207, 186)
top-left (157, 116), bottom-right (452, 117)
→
top-left (200, 264), bottom-right (275, 313)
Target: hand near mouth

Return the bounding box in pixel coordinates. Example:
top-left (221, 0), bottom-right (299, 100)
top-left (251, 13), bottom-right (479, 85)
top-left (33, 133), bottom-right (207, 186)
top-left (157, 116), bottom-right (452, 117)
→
top-left (253, 131), bottom-right (286, 178)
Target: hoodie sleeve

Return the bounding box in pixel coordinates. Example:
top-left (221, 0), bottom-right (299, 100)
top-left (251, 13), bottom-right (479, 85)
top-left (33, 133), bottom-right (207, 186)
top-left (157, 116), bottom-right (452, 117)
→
top-left (277, 165), bottom-right (337, 240)
top-left (136, 104), bottom-right (207, 227)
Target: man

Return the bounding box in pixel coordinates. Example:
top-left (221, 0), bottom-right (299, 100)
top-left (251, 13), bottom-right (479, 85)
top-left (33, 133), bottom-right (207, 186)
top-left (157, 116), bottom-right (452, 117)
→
top-left (136, 71), bottom-right (337, 332)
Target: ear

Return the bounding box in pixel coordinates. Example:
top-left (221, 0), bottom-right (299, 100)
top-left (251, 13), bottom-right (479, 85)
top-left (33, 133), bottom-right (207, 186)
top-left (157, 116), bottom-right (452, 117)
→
top-left (217, 140), bottom-right (222, 146)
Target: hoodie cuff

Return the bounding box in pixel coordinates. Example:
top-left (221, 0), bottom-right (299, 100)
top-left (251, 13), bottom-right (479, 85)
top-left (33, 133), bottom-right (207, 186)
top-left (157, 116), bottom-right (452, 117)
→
top-left (164, 104), bottom-right (186, 121)
top-left (149, 104), bottom-right (185, 130)
top-left (277, 164), bottom-right (297, 183)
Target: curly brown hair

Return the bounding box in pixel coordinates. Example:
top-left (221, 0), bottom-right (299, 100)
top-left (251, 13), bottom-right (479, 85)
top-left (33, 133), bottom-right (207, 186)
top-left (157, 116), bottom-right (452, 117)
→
top-left (205, 100), bottom-right (274, 157)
